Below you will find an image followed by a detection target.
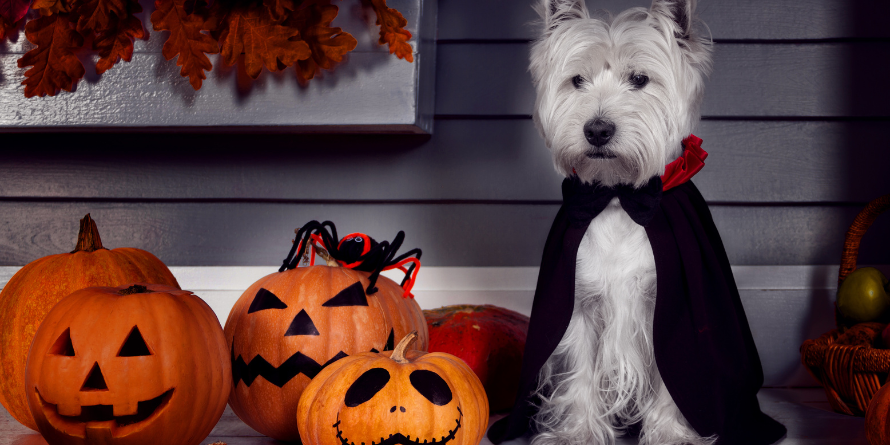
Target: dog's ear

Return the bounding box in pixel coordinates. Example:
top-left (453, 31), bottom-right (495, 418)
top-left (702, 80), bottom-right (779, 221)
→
top-left (650, 0), bottom-right (712, 73)
top-left (650, 0), bottom-right (701, 41)
top-left (537, 0), bottom-right (589, 35)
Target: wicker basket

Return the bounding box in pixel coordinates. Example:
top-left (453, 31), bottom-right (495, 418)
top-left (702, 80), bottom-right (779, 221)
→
top-left (800, 194), bottom-right (890, 416)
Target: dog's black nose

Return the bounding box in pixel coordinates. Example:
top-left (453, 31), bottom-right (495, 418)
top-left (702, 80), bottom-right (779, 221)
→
top-left (584, 119), bottom-right (616, 147)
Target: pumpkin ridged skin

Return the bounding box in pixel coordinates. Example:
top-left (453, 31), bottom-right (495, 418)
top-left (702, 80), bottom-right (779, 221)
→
top-left (225, 265), bottom-right (428, 442)
top-left (297, 336), bottom-right (489, 445)
top-left (25, 283), bottom-right (230, 445)
top-left (0, 215), bottom-right (179, 431)
top-left (424, 304), bottom-right (529, 412)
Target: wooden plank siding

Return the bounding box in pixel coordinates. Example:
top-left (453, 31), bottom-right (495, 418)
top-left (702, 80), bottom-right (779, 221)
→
top-left (0, 200), bottom-right (887, 267)
top-left (438, 0), bottom-right (890, 41)
top-left (1, 120), bottom-right (888, 203)
top-left (435, 42), bottom-right (890, 118)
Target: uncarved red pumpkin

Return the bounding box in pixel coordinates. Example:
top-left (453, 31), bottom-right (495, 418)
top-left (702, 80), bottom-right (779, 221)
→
top-left (225, 264), bottom-right (428, 442)
top-left (298, 331), bottom-right (488, 445)
top-left (26, 283), bottom-right (230, 445)
top-left (424, 304), bottom-right (528, 412)
top-left (0, 214), bottom-right (180, 431)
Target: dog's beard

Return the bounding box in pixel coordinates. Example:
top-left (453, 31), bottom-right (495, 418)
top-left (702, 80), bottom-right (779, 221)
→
top-left (539, 103), bottom-right (676, 188)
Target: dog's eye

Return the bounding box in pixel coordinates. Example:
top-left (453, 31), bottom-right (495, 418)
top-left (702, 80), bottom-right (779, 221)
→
top-left (571, 75), bottom-right (584, 89)
top-left (629, 73), bottom-right (649, 89)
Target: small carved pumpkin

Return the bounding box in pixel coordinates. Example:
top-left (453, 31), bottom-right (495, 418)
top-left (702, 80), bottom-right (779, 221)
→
top-left (25, 284), bottom-right (230, 445)
top-left (298, 331), bottom-right (488, 445)
top-left (225, 264), bottom-right (428, 441)
top-left (0, 214), bottom-right (180, 431)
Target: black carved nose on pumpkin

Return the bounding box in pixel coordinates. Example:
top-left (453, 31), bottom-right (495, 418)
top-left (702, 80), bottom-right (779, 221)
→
top-left (389, 406), bottom-right (407, 413)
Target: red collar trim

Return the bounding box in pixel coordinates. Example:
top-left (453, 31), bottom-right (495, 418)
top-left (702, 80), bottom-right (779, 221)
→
top-left (661, 134), bottom-right (707, 191)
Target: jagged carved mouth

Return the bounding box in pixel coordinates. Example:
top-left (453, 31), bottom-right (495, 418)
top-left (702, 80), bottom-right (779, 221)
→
top-left (334, 406), bottom-right (462, 445)
top-left (37, 388), bottom-right (174, 433)
top-left (232, 329), bottom-right (396, 388)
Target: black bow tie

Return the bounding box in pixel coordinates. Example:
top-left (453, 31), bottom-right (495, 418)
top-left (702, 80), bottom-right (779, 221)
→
top-left (562, 176), bottom-right (663, 227)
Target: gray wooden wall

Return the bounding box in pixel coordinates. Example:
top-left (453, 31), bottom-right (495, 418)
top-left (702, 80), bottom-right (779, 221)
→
top-left (1, 0), bottom-right (890, 268)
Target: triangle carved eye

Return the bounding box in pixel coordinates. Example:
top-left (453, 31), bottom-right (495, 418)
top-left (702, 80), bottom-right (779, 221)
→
top-left (322, 282), bottom-right (368, 307)
top-left (49, 328), bottom-right (75, 356)
top-left (285, 310), bottom-right (320, 336)
top-left (118, 326), bottom-right (152, 357)
top-left (248, 288), bottom-right (288, 313)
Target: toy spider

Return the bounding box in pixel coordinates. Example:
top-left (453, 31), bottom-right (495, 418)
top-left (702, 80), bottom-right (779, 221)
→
top-left (279, 220), bottom-right (422, 298)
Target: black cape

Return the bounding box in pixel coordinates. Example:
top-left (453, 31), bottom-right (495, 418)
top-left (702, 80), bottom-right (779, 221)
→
top-left (487, 178), bottom-right (786, 445)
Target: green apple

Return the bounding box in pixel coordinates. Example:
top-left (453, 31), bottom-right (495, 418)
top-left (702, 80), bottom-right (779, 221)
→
top-left (837, 267), bottom-right (890, 323)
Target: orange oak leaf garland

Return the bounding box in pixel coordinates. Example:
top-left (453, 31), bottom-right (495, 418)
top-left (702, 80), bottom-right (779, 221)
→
top-left (0, 0), bottom-right (29, 38)
top-left (150, 0), bottom-right (217, 89)
top-left (212, 1), bottom-right (312, 80)
top-left (10, 0), bottom-right (411, 97)
top-left (17, 0), bottom-right (145, 97)
top-left (363, 0), bottom-right (410, 62)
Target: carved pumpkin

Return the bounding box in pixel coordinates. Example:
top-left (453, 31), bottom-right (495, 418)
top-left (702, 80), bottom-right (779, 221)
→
top-left (224, 264), bottom-right (428, 441)
top-left (25, 283), bottom-right (230, 445)
top-left (298, 331), bottom-right (488, 445)
top-left (424, 304), bottom-right (529, 412)
top-left (0, 214), bottom-right (180, 431)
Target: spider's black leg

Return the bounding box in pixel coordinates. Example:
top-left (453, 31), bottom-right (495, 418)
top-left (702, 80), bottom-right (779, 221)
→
top-left (377, 232), bottom-right (405, 273)
top-left (362, 241), bottom-right (394, 295)
top-left (281, 220), bottom-right (324, 271)
top-left (321, 221), bottom-right (338, 242)
top-left (392, 248), bottom-right (423, 263)
top-left (392, 248), bottom-right (423, 287)
top-left (387, 231), bottom-right (406, 258)
top-left (319, 221), bottom-right (340, 258)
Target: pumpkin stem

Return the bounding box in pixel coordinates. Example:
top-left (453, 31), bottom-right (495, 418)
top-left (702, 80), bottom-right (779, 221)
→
top-left (119, 284), bottom-right (150, 295)
top-left (390, 330), bottom-right (418, 364)
top-left (71, 214), bottom-right (107, 253)
top-left (316, 247), bottom-right (340, 268)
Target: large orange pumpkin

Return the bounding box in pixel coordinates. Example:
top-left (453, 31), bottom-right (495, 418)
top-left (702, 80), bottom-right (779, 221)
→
top-left (224, 263), bottom-right (428, 441)
top-left (0, 214), bottom-right (180, 431)
top-left (297, 331), bottom-right (488, 445)
top-left (26, 283), bottom-right (230, 445)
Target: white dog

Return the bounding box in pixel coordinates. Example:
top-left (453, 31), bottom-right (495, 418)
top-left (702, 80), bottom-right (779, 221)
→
top-left (529, 1), bottom-right (713, 444)
top-left (489, 2), bottom-right (784, 444)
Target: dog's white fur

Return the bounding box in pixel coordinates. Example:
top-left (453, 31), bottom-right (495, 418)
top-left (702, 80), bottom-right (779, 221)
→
top-left (525, 1), bottom-right (714, 444)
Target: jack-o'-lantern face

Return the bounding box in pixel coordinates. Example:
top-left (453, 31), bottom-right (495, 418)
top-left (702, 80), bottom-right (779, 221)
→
top-left (224, 266), bottom-right (429, 442)
top-left (25, 284), bottom-right (231, 445)
top-left (336, 367), bottom-right (463, 445)
top-left (33, 326), bottom-right (174, 439)
top-left (297, 333), bottom-right (489, 445)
